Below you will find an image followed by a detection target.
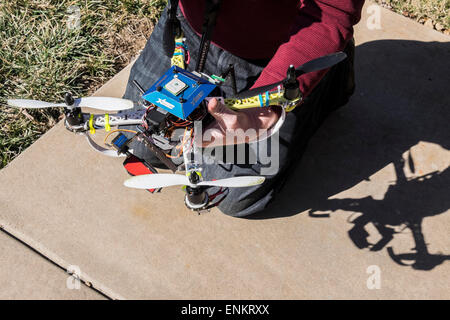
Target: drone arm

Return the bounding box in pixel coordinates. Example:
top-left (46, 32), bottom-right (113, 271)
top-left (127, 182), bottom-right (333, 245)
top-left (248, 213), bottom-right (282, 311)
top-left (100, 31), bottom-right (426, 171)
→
top-left (223, 91), bottom-right (284, 110)
top-left (91, 109), bottom-right (146, 128)
top-left (67, 109), bottom-right (146, 132)
top-left (171, 35), bottom-right (187, 69)
top-left (207, 92), bottom-right (285, 111)
top-left (208, 89), bottom-right (301, 112)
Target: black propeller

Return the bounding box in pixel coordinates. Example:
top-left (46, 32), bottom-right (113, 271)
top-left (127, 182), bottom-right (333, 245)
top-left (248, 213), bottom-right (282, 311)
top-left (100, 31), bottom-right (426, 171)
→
top-left (233, 52), bottom-right (347, 100)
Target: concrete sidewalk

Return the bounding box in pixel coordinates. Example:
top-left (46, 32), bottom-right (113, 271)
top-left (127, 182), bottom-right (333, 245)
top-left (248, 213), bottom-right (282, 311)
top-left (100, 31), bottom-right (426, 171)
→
top-left (0, 2), bottom-right (448, 299)
top-left (0, 230), bottom-right (104, 299)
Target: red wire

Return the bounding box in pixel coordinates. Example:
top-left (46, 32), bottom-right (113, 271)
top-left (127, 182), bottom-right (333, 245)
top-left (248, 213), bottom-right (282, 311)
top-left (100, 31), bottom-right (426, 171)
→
top-left (186, 50), bottom-right (191, 65)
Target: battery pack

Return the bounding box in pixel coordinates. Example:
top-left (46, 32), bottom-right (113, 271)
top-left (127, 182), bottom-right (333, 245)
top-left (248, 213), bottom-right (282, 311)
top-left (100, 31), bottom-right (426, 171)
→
top-left (111, 133), bottom-right (130, 154)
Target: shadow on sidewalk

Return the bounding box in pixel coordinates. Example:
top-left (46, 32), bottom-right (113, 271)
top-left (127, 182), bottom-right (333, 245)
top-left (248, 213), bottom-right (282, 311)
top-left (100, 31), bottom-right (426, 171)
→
top-left (308, 162), bottom-right (449, 270)
top-left (250, 39), bottom-right (450, 270)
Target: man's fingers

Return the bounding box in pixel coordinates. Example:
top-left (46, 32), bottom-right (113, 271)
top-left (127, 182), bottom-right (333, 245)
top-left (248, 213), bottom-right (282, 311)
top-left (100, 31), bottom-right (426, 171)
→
top-left (207, 97), bottom-right (237, 118)
top-left (206, 97), bottom-right (219, 114)
top-left (206, 98), bottom-right (239, 131)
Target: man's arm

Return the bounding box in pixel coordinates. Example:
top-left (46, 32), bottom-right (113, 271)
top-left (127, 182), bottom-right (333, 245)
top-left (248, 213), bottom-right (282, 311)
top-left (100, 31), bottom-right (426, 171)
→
top-left (202, 0), bottom-right (364, 147)
top-left (252, 0), bottom-right (364, 97)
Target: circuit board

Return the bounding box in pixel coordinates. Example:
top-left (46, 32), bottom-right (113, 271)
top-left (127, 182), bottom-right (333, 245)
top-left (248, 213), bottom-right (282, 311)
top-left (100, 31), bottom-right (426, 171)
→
top-left (142, 66), bottom-right (216, 119)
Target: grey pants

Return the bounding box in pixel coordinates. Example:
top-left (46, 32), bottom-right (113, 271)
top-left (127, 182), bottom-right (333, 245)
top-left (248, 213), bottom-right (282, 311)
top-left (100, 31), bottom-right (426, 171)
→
top-left (122, 6), bottom-right (355, 217)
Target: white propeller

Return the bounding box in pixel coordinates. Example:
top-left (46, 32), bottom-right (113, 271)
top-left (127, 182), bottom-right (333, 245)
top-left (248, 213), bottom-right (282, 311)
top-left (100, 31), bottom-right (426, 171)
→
top-left (124, 173), bottom-right (265, 189)
top-left (198, 176), bottom-right (265, 187)
top-left (124, 174), bottom-right (190, 189)
top-left (7, 97), bottom-right (134, 111)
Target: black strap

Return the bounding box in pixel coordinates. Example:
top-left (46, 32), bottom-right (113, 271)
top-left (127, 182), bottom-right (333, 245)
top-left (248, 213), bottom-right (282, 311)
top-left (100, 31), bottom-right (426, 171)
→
top-left (162, 0), bottom-right (182, 57)
top-left (167, 0), bottom-right (179, 20)
top-left (195, 0), bottom-right (223, 72)
top-left (162, 0), bottom-right (222, 72)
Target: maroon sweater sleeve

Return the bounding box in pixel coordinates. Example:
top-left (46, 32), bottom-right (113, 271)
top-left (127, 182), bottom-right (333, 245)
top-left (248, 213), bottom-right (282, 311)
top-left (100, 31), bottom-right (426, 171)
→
top-left (252, 0), bottom-right (364, 98)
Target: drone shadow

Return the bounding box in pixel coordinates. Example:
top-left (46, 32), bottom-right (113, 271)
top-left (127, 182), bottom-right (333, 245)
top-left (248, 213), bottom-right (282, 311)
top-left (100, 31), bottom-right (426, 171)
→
top-left (308, 163), bottom-right (450, 270)
top-left (249, 39), bottom-right (450, 270)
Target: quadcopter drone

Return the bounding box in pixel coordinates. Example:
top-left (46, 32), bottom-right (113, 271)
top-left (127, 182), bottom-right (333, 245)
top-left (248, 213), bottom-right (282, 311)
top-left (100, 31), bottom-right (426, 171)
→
top-left (7, 34), bottom-right (347, 212)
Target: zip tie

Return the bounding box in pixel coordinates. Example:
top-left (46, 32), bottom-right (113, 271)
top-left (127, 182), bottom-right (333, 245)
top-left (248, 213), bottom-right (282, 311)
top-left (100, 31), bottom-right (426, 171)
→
top-left (258, 93), bottom-right (264, 107)
top-left (265, 91), bottom-right (270, 106)
top-left (89, 114), bottom-right (95, 134)
top-left (104, 113), bottom-right (111, 132)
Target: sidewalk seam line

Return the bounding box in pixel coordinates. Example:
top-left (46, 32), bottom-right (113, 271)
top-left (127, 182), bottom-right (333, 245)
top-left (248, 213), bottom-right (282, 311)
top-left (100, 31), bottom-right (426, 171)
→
top-left (0, 219), bottom-right (126, 300)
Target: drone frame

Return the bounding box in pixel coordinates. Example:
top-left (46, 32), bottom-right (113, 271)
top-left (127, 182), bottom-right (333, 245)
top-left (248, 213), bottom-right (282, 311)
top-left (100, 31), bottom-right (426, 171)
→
top-left (7, 31), bottom-right (345, 212)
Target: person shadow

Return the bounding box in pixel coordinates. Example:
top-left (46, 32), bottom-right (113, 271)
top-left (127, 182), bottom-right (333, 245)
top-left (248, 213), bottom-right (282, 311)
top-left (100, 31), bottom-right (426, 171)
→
top-left (249, 39), bottom-right (450, 271)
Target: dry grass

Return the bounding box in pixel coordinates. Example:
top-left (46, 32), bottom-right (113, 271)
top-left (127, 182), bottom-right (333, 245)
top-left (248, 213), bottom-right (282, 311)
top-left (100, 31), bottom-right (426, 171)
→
top-left (376, 0), bottom-right (449, 32)
top-left (0, 0), bottom-right (166, 169)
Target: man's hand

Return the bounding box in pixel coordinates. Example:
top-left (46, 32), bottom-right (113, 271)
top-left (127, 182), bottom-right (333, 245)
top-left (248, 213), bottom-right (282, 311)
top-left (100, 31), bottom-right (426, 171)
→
top-left (201, 98), bottom-right (281, 148)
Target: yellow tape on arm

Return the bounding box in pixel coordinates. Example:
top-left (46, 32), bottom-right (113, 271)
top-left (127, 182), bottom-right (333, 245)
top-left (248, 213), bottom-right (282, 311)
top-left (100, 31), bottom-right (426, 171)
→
top-left (104, 113), bottom-right (111, 132)
top-left (89, 114), bottom-right (95, 134)
top-left (171, 36), bottom-right (186, 68)
top-left (225, 92), bottom-right (285, 110)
